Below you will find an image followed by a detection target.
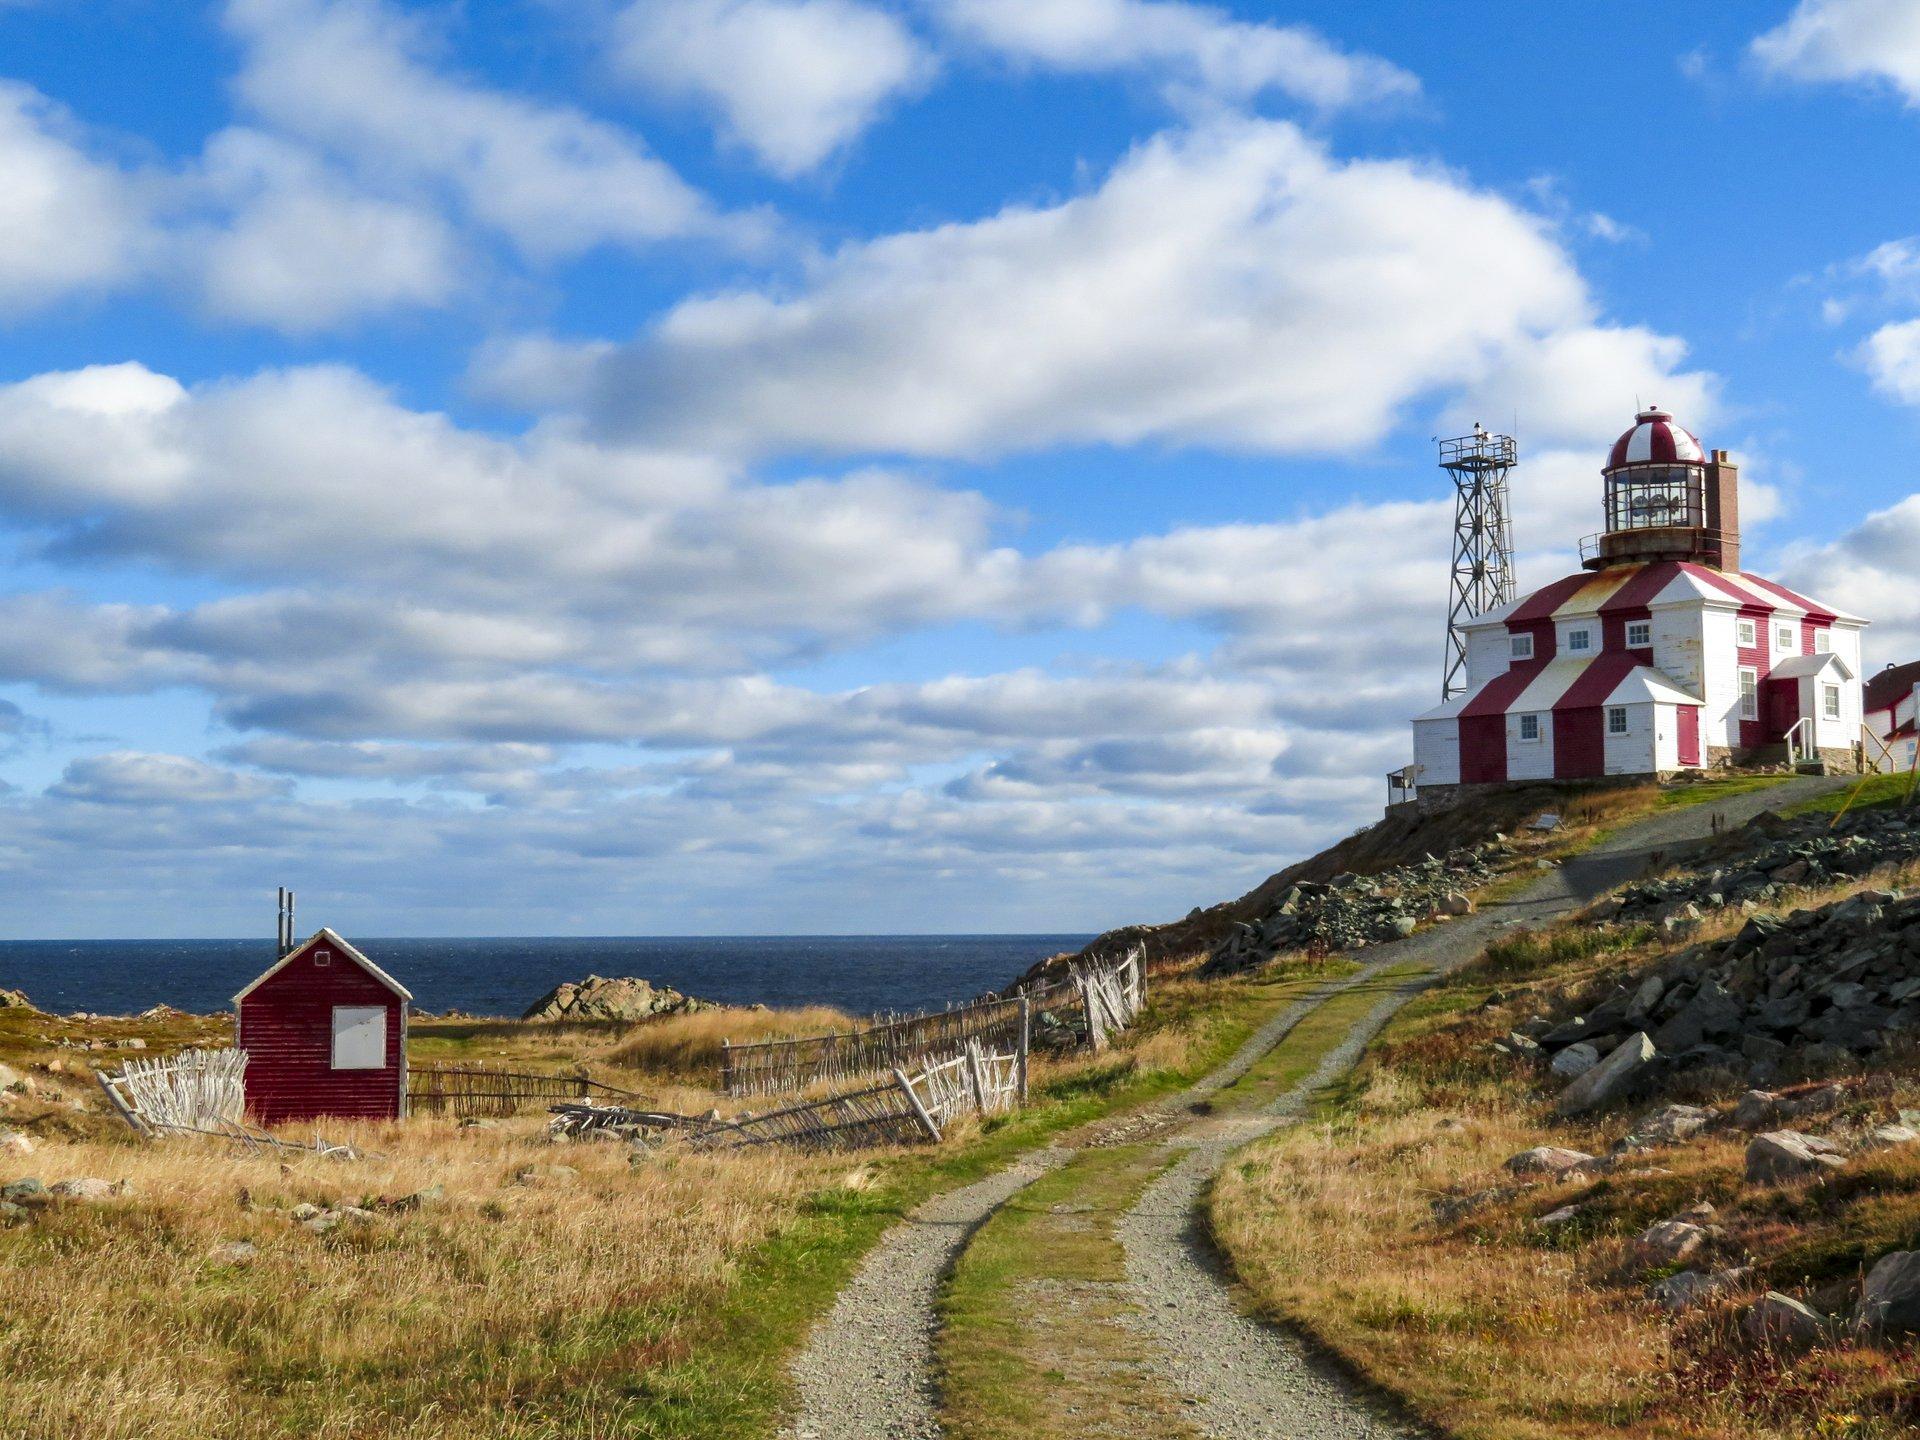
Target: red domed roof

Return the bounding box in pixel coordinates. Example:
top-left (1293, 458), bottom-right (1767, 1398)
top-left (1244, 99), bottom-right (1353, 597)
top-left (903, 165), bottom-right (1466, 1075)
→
top-left (1607, 406), bottom-right (1704, 469)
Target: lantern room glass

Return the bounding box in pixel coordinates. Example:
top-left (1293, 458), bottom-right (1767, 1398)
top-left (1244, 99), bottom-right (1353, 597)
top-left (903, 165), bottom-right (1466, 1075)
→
top-left (1604, 464), bottom-right (1703, 533)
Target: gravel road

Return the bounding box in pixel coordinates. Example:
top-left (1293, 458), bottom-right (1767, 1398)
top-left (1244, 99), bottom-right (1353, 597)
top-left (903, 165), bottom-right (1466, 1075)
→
top-left (784, 777), bottom-right (1847, 1440)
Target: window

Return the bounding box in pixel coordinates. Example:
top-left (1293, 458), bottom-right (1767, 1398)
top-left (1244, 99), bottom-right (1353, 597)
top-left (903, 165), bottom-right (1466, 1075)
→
top-left (1510, 633), bottom-right (1534, 660)
top-left (1626, 621), bottom-right (1652, 649)
top-left (1814, 629), bottom-right (1832, 654)
top-left (1566, 627), bottom-right (1593, 654)
top-left (331, 1005), bottom-right (387, 1070)
top-left (1739, 666), bottom-right (1759, 721)
top-left (313, 948), bottom-right (331, 968)
top-left (1823, 684), bottom-right (1842, 721)
top-left (1777, 624), bottom-right (1796, 651)
top-left (1518, 713), bottom-right (1542, 742)
top-left (1736, 618), bottom-right (1757, 647)
top-left (1608, 706), bottom-right (1629, 736)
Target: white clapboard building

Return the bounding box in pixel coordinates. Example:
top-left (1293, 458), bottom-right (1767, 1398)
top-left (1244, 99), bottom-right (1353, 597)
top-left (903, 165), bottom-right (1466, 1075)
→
top-left (1412, 408), bottom-right (1868, 798)
top-left (1865, 661), bottom-right (1920, 774)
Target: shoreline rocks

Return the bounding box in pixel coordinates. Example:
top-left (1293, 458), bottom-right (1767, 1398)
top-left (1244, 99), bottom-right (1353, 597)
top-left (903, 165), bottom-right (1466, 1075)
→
top-left (521, 974), bottom-right (715, 1023)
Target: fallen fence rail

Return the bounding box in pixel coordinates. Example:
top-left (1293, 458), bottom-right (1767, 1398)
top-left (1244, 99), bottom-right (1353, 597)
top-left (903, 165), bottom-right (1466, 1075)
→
top-left (716, 948), bottom-right (1144, 1098)
top-left (691, 1039), bottom-right (1025, 1153)
top-left (408, 1064), bottom-right (651, 1118)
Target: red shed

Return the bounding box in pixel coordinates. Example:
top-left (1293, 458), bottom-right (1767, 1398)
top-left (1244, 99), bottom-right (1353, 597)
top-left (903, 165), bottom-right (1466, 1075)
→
top-left (234, 928), bottom-right (411, 1125)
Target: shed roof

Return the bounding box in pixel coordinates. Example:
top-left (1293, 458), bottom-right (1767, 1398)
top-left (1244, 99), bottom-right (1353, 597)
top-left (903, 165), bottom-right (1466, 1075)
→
top-left (232, 927), bottom-right (413, 1006)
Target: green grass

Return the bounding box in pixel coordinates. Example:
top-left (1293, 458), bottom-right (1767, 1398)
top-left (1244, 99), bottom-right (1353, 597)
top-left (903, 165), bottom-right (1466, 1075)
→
top-left (1785, 771), bottom-right (1919, 817)
top-left (1653, 773), bottom-right (1795, 810)
top-left (938, 1143), bottom-right (1196, 1440)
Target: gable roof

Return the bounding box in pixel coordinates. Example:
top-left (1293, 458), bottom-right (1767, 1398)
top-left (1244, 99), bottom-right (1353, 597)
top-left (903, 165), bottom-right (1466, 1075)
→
top-left (1865, 660), bottom-right (1920, 713)
top-left (1413, 655), bottom-right (1704, 723)
top-left (232, 926), bottom-right (413, 1006)
top-left (1772, 652), bottom-right (1855, 681)
top-left (1463, 561), bottom-right (1865, 633)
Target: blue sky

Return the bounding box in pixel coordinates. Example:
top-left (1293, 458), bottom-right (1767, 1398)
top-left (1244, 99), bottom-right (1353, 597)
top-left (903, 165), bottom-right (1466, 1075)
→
top-left (0, 0), bottom-right (1917, 939)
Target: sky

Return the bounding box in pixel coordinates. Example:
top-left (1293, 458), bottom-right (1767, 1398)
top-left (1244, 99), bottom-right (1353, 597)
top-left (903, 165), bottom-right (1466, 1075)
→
top-left (1, 0), bottom-right (1918, 939)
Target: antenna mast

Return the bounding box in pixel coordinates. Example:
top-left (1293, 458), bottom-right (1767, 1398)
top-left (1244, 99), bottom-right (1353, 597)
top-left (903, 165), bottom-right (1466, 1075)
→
top-left (1438, 425), bottom-right (1517, 700)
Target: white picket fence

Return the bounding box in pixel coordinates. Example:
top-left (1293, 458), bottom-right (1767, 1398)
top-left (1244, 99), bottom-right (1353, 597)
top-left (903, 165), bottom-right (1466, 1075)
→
top-left (1071, 947), bottom-right (1146, 1053)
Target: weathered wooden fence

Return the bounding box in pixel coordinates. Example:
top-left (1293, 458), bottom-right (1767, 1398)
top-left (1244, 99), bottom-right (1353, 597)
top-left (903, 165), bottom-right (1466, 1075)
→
top-left (408, 1064), bottom-right (650, 1118)
top-left (717, 948), bottom-right (1144, 1099)
top-left (690, 1039), bottom-right (1024, 1153)
top-left (96, 1048), bottom-right (247, 1137)
top-left (1073, 948), bottom-right (1146, 1053)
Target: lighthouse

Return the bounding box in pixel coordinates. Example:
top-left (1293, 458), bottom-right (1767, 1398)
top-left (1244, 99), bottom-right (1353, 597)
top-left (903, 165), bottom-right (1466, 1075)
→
top-left (1409, 407), bottom-right (1868, 799)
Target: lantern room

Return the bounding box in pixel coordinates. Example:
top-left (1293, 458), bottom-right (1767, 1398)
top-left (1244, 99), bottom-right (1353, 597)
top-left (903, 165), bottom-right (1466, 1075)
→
top-left (1582, 407), bottom-right (1741, 573)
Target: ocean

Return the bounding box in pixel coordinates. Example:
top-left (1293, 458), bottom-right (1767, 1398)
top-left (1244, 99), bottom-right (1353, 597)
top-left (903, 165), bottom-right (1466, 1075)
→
top-left (0, 934), bottom-right (1094, 1020)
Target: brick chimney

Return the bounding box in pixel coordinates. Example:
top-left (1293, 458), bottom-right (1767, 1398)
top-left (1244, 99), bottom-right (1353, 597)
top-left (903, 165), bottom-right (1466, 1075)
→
top-left (1705, 449), bottom-right (1740, 572)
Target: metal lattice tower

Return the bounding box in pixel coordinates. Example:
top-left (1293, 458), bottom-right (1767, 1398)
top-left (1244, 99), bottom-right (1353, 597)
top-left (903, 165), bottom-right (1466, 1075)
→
top-left (1439, 426), bottom-right (1517, 700)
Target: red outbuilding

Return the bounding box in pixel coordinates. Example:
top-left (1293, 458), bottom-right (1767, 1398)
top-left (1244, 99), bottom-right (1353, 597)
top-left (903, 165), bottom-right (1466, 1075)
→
top-left (234, 928), bottom-right (412, 1125)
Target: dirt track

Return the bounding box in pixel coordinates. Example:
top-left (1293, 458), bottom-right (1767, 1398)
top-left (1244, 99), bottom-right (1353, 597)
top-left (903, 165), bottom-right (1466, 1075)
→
top-left (784, 778), bottom-right (1847, 1439)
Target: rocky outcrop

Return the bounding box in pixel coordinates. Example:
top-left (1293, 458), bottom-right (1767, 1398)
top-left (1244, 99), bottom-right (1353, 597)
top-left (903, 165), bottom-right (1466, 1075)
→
top-left (1206, 842), bottom-right (1509, 971)
top-left (521, 975), bottom-right (714, 1023)
top-left (0, 988), bottom-right (34, 1011)
top-left (1597, 806), bottom-right (1920, 930)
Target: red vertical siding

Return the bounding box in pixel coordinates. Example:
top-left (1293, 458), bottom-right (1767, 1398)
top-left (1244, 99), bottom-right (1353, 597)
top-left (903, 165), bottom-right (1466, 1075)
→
top-left (1459, 714), bottom-right (1508, 784)
top-left (239, 945), bottom-right (404, 1124)
top-left (1552, 707), bottom-right (1606, 778)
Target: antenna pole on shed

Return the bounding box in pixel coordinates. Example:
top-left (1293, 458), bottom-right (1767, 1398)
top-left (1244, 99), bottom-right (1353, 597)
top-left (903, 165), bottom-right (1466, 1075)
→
top-left (1437, 426), bottom-right (1518, 700)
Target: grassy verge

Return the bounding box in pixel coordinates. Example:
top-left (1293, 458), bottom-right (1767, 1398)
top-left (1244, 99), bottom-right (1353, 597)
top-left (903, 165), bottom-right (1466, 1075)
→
top-left (938, 1143), bottom-right (1196, 1440)
top-left (1785, 771), bottom-right (1918, 817)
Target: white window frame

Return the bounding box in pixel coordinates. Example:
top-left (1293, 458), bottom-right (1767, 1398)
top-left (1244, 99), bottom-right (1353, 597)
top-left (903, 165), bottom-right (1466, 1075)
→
top-left (1814, 629), bottom-right (1832, 654)
top-left (1566, 626), bottom-right (1593, 654)
top-left (1738, 666), bottom-right (1759, 721)
top-left (1776, 623), bottom-right (1796, 652)
top-left (1626, 621), bottom-right (1652, 649)
top-left (331, 1005), bottom-right (387, 1071)
top-left (1736, 618), bottom-right (1757, 647)
top-left (1823, 684), bottom-right (1841, 721)
top-left (1607, 706), bottom-right (1629, 736)
top-left (1518, 713), bottom-right (1542, 743)
top-left (1510, 633), bottom-right (1534, 661)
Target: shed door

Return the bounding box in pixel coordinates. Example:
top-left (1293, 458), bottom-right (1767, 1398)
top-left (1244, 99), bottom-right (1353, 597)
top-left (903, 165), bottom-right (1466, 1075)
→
top-left (332, 1005), bottom-right (388, 1070)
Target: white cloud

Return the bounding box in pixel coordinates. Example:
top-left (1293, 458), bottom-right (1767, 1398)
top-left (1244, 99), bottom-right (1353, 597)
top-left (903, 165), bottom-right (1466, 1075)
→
top-left (0, 81), bottom-right (150, 312)
top-left (1752, 0), bottom-right (1920, 103)
top-left (186, 129), bottom-right (463, 331)
top-left (609, 0), bottom-right (934, 177)
top-left (931, 0), bottom-right (1416, 112)
top-left (1857, 317), bottom-right (1920, 404)
top-left (48, 750), bottom-right (291, 806)
top-left (222, 0), bottom-right (738, 258)
top-left (1781, 492), bottom-right (1920, 664)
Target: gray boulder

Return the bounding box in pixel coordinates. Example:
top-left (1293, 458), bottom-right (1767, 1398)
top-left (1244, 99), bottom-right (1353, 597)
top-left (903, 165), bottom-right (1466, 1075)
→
top-left (1504, 1146), bottom-right (1595, 1176)
top-left (1631, 1219), bottom-right (1706, 1267)
top-left (1555, 1032), bottom-right (1656, 1116)
top-left (1855, 1250), bottom-right (1920, 1335)
top-left (1550, 1042), bottom-right (1600, 1079)
top-left (1745, 1130), bottom-right (1847, 1184)
top-left (1742, 1292), bottom-right (1831, 1352)
top-left (1651, 1267), bottom-right (1750, 1313)
top-left (1623, 1103), bottom-right (1711, 1149)
top-left (1734, 1089), bottom-right (1781, 1131)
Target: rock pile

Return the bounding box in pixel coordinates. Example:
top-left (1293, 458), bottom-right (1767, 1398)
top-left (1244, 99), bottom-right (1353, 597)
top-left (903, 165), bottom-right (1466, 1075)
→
top-left (1207, 842), bottom-right (1509, 971)
top-left (1520, 881), bottom-right (1920, 1102)
top-left (1596, 806), bottom-right (1920, 931)
top-left (521, 974), bottom-right (714, 1023)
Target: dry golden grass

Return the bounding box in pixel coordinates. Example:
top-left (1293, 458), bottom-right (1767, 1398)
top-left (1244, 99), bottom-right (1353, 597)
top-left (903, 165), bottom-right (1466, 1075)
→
top-left (1213, 857), bottom-right (1920, 1440)
top-left (608, 1003), bottom-right (855, 1082)
top-left (0, 1116), bottom-right (823, 1440)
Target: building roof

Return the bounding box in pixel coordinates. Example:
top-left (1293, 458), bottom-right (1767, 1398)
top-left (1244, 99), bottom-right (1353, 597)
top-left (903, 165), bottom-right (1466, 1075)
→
top-left (1772, 652), bottom-right (1855, 681)
top-left (1607, 406), bottom-right (1705, 469)
top-left (1865, 659), bottom-right (1920, 713)
top-left (232, 926), bottom-right (413, 1005)
top-left (1414, 654), bottom-right (1703, 723)
top-left (1465, 559), bottom-right (1864, 631)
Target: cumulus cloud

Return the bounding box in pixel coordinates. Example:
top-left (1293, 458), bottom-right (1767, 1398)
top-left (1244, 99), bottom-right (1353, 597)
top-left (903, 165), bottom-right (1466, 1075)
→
top-left (929, 0), bottom-right (1417, 112)
top-left (48, 750), bottom-right (292, 806)
top-left (221, 0), bottom-right (739, 258)
top-left (571, 119), bottom-right (1703, 461)
top-left (1780, 492), bottom-right (1920, 668)
top-left (608, 0), bottom-right (934, 177)
top-left (0, 81), bottom-right (151, 312)
top-left (1752, 0), bottom-right (1920, 103)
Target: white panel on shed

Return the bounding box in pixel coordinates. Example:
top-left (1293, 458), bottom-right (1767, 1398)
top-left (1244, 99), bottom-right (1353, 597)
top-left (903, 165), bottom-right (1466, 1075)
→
top-left (331, 1005), bottom-right (387, 1070)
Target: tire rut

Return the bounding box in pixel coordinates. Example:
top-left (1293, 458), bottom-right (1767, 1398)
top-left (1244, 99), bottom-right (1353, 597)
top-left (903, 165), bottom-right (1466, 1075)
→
top-left (783, 777), bottom-right (1847, 1439)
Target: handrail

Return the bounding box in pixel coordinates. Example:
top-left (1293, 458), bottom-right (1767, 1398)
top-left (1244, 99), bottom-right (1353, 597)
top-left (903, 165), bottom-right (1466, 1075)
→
top-left (1784, 716), bottom-right (1815, 768)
